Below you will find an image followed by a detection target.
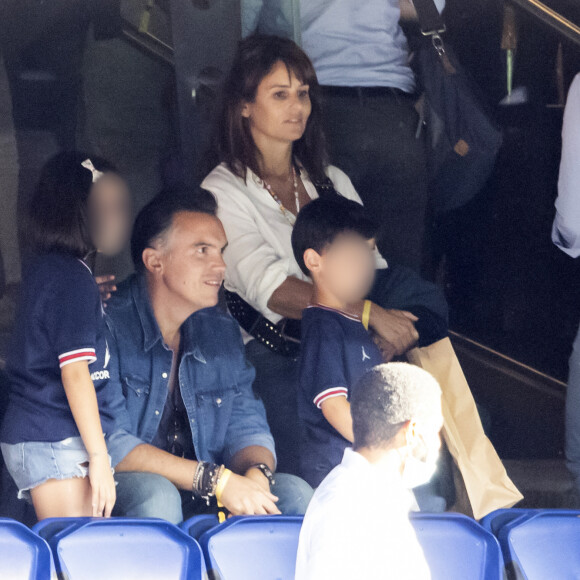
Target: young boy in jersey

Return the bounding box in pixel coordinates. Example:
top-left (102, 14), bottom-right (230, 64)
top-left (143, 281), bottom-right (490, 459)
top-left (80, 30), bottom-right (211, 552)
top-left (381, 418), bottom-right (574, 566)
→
top-left (291, 196), bottom-right (384, 488)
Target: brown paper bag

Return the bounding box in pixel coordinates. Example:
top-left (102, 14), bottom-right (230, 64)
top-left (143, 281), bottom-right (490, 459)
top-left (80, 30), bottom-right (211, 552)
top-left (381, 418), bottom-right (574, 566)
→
top-left (406, 337), bottom-right (523, 520)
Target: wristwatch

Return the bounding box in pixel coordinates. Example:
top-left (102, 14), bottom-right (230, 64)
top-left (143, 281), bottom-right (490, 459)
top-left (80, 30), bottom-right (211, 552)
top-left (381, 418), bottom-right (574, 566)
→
top-left (249, 463), bottom-right (275, 486)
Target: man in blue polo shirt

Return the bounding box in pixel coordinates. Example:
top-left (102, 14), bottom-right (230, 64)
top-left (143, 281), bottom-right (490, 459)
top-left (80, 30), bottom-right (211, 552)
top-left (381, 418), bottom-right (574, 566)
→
top-left (105, 189), bottom-right (313, 523)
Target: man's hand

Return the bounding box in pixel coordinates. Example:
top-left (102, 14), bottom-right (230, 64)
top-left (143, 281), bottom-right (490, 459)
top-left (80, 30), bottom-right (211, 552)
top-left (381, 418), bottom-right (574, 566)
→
top-left (370, 305), bottom-right (419, 356)
top-left (244, 467), bottom-right (270, 492)
top-left (219, 472), bottom-right (280, 516)
top-left (95, 275), bottom-right (116, 305)
top-left (400, 0), bottom-right (418, 21)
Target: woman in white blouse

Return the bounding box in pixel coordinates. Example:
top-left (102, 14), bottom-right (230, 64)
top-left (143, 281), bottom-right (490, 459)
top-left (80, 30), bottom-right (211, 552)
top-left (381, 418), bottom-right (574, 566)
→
top-left (202, 35), bottom-right (448, 474)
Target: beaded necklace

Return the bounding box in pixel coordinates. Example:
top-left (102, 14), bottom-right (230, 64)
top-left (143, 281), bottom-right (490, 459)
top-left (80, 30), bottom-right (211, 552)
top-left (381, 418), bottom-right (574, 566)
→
top-left (262, 166), bottom-right (300, 226)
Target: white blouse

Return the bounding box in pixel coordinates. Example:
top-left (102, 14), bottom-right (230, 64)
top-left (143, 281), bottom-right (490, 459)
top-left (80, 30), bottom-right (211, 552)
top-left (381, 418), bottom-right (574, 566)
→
top-left (202, 163), bottom-right (388, 323)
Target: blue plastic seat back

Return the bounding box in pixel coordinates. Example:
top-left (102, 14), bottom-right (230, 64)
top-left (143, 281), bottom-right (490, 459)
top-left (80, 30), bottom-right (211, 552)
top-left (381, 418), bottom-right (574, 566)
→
top-left (410, 513), bottom-right (503, 580)
top-left (480, 509), bottom-right (538, 536)
top-left (0, 517), bottom-right (55, 580)
top-left (501, 510), bottom-right (580, 579)
top-left (54, 517), bottom-right (206, 580)
top-left (180, 513), bottom-right (219, 540)
top-left (33, 517), bottom-right (93, 542)
top-left (199, 515), bottom-right (303, 580)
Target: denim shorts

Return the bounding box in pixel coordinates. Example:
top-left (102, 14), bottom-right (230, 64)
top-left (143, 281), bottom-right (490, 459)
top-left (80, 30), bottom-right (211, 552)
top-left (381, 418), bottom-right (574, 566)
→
top-left (1, 436), bottom-right (112, 501)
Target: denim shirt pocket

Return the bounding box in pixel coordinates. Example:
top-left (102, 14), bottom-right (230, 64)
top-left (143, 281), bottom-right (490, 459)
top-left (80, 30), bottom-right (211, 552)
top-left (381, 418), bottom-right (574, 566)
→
top-left (122, 375), bottom-right (152, 433)
top-left (123, 375), bottom-right (151, 398)
top-left (195, 385), bottom-right (241, 461)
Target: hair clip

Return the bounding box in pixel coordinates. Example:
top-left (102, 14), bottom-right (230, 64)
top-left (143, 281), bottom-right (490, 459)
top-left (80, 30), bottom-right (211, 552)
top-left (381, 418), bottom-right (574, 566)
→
top-left (81, 158), bottom-right (104, 183)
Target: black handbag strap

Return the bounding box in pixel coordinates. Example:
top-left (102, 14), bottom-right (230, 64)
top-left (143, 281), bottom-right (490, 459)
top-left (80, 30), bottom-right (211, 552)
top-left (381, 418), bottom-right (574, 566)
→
top-left (411, 0), bottom-right (446, 36)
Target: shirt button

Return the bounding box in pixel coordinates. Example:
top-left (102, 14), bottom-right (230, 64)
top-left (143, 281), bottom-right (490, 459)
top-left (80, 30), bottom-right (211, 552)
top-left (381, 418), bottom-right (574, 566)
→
top-left (215, 397), bottom-right (222, 406)
top-left (162, 372), bottom-right (168, 379)
top-left (155, 410), bottom-right (160, 415)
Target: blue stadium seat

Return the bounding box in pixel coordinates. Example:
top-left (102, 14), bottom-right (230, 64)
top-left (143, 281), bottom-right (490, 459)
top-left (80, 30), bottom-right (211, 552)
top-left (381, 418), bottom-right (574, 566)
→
top-left (0, 517), bottom-right (55, 579)
top-left (198, 515), bottom-right (302, 580)
top-left (479, 508), bottom-right (538, 536)
top-left (180, 513), bottom-right (219, 540)
top-left (410, 513), bottom-right (503, 580)
top-left (199, 513), bottom-right (502, 580)
top-left (48, 517), bottom-right (206, 579)
top-left (498, 510), bottom-right (580, 579)
top-left (33, 516), bottom-right (92, 542)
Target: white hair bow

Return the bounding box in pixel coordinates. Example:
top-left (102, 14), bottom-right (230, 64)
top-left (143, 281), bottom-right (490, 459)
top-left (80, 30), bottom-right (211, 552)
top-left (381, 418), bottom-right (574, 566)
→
top-left (81, 158), bottom-right (105, 183)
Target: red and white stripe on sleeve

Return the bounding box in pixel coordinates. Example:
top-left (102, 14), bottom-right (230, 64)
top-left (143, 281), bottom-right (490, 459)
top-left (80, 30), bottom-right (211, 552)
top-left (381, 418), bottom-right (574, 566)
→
top-left (58, 348), bottom-right (97, 368)
top-left (313, 387), bottom-right (348, 409)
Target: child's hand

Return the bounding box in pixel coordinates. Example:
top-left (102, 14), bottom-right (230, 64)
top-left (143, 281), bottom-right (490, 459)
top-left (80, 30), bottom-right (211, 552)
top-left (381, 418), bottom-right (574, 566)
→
top-left (369, 306), bottom-right (419, 355)
top-left (373, 333), bottom-right (397, 362)
top-left (95, 275), bottom-right (116, 305)
top-left (88, 454), bottom-right (116, 517)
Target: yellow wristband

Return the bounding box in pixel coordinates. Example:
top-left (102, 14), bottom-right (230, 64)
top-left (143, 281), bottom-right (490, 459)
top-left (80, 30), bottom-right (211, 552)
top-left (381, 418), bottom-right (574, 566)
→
top-left (215, 468), bottom-right (233, 503)
top-left (362, 300), bottom-right (372, 330)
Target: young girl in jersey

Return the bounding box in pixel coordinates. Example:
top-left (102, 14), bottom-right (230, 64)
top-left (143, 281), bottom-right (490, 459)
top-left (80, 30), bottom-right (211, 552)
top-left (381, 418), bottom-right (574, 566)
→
top-left (0, 151), bottom-right (130, 520)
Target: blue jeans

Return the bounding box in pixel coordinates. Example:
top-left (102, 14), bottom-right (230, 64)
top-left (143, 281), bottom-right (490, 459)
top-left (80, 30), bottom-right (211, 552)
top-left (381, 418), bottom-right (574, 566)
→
top-left (113, 471), bottom-right (313, 525)
top-left (566, 323), bottom-right (580, 497)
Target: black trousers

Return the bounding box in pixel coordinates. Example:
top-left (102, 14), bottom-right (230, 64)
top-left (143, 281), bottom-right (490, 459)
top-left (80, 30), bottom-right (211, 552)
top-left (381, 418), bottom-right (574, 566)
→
top-left (321, 86), bottom-right (429, 273)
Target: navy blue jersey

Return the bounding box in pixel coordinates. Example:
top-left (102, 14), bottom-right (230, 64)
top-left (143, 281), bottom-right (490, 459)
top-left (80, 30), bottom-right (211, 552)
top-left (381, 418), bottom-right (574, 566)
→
top-left (1, 253), bottom-right (116, 444)
top-left (297, 305), bottom-right (383, 487)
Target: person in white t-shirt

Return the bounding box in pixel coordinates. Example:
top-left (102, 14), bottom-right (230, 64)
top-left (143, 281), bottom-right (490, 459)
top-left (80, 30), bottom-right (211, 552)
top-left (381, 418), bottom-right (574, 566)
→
top-left (552, 74), bottom-right (580, 501)
top-left (295, 362), bottom-right (442, 579)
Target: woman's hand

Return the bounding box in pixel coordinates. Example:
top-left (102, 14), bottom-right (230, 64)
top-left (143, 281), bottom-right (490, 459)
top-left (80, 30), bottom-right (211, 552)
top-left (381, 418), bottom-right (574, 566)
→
top-left (219, 472), bottom-right (280, 516)
top-left (88, 454), bottom-right (116, 517)
top-left (95, 275), bottom-right (116, 305)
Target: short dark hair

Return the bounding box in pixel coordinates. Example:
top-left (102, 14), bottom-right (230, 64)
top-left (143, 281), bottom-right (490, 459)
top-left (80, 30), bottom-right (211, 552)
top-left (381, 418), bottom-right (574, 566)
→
top-left (213, 34), bottom-right (328, 183)
top-left (27, 151), bottom-right (116, 258)
top-left (291, 196), bottom-right (377, 276)
top-left (350, 363), bottom-right (441, 449)
top-left (131, 186), bottom-right (218, 272)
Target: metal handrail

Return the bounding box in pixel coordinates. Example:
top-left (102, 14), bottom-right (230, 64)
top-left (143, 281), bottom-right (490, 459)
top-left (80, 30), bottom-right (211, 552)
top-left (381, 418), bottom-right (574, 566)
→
top-left (121, 23), bottom-right (174, 67)
top-left (510, 0), bottom-right (580, 47)
top-left (119, 0), bottom-right (580, 68)
top-left (450, 330), bottom-right (567, 393)
top-left (120, 0), bottom-right (174, 67)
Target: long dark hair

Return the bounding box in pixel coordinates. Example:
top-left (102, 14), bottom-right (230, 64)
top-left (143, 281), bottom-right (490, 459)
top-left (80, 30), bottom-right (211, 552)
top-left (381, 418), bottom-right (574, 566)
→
top-left (27, 151), bottom-right (116, 260)
top-left (215, 34), bottom-right (328, 183)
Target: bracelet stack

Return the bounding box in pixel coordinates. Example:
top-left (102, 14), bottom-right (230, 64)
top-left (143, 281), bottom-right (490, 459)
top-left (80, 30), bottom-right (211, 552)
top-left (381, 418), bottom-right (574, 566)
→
top-left (192, 461), bottom-right (229, 505)
top-left (215, 468), bottom-right (233, 504)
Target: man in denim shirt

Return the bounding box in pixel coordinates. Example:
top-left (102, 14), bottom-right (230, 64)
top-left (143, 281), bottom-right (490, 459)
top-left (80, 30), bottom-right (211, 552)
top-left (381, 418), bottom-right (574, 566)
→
top-left (106, 189), bottom-right (312, 523)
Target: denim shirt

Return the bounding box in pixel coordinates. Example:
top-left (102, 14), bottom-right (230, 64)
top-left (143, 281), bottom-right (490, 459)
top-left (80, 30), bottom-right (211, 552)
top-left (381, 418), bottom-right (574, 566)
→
top-left (105, 274), bottom-right (276, 467)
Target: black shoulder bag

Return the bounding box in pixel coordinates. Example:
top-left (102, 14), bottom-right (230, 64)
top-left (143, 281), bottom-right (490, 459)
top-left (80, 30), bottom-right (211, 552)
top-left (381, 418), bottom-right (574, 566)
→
top-left (411, 0), bottom-right (503, 214)
top-left (224, 176), bottom-right (340, 359)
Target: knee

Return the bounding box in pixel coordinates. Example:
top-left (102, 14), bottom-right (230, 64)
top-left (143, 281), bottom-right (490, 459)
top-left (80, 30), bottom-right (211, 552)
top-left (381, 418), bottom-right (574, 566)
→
top-left (114, 472), bottom-right (183, 524)
top-left (272, 473), bottom-right (314, 515)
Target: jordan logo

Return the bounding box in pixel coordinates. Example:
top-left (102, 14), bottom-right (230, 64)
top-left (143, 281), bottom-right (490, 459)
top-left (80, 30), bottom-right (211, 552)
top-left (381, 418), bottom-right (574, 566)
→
top-left (362, 346), bottom-right (371, 362)
top-left (104, 340), bottom-right (110, 369)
